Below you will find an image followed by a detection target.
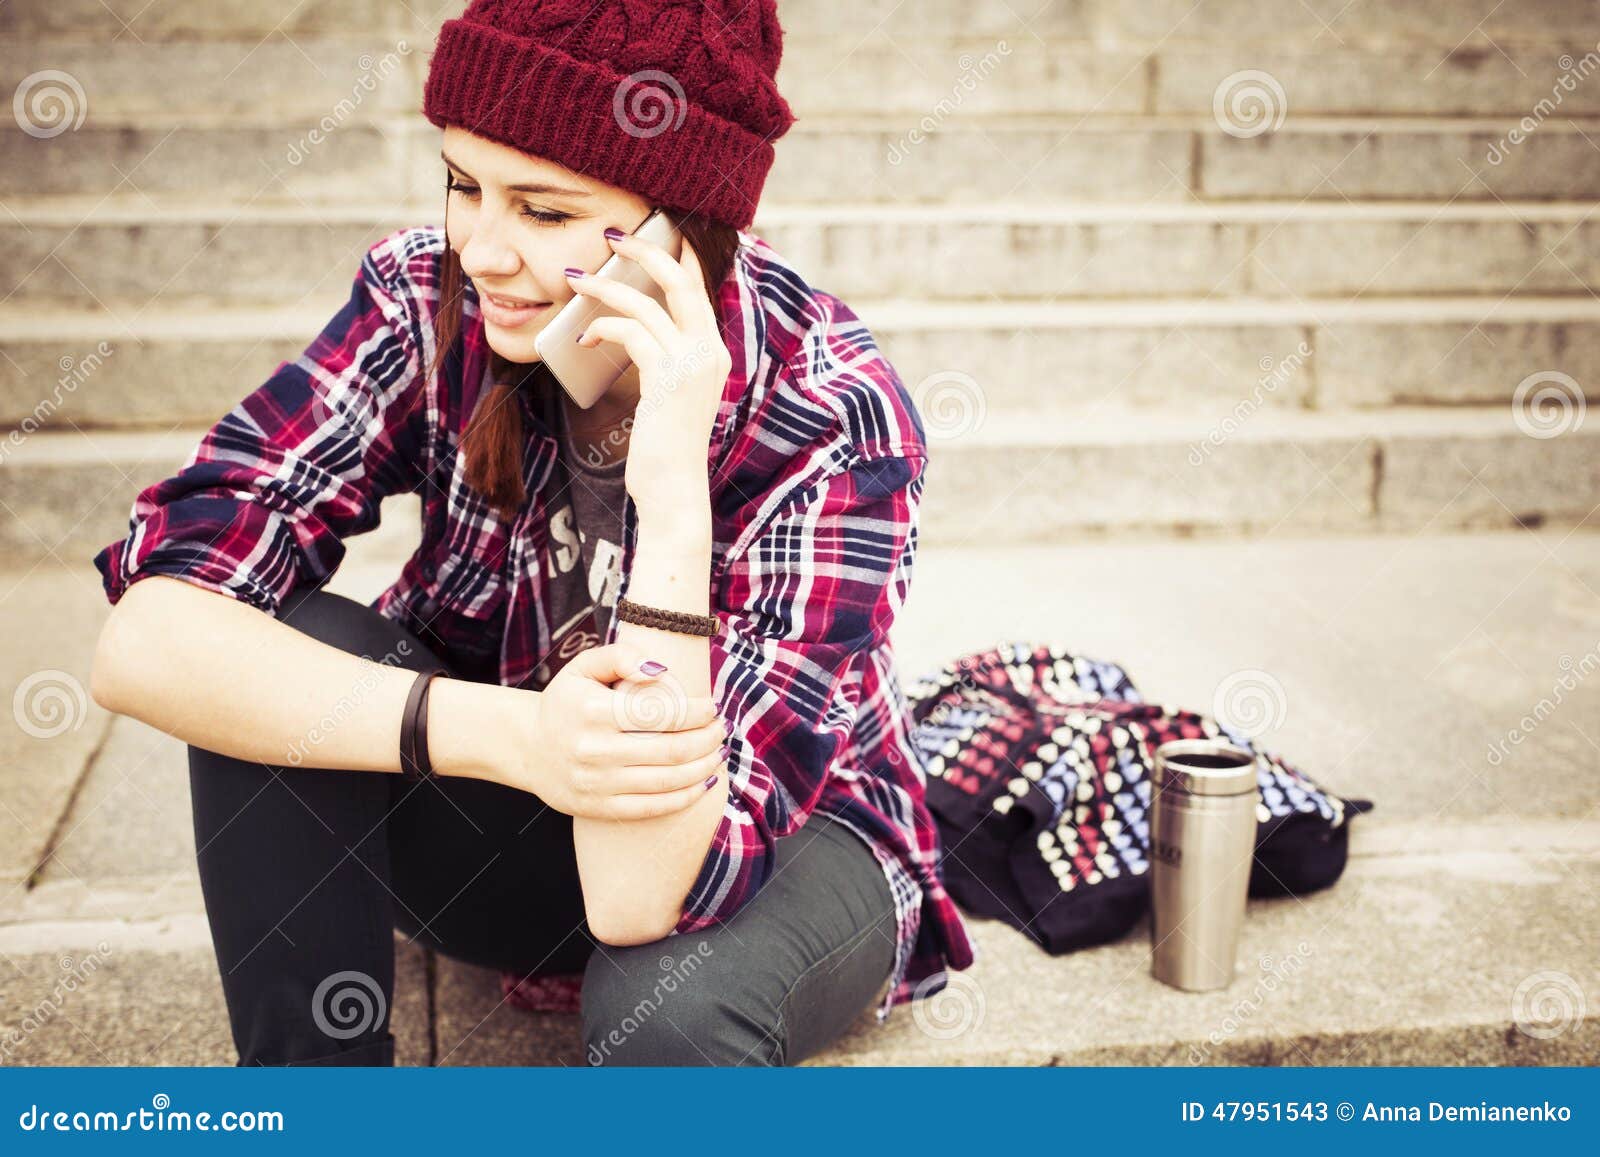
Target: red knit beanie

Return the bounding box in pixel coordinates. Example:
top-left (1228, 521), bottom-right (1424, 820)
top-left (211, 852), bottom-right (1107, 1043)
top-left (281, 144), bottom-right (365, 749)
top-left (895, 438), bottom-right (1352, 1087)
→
top-left (422, 0), bottom-right (796, 231)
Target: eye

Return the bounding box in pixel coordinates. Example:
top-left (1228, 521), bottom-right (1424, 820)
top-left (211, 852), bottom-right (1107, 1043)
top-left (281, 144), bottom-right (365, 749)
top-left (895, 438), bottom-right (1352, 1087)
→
top-left (445, 175), bottom-right (570, 225)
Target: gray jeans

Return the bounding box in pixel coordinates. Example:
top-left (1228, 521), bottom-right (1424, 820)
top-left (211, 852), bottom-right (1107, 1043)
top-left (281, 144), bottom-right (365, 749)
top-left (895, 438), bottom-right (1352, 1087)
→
top-left (186, 582), bottom-right (897, 1066)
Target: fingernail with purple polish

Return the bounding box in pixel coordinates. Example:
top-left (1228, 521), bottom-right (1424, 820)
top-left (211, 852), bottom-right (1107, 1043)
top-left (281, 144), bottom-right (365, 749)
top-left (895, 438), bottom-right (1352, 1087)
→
top-left (564, 266), bottom-right (585, 279)
top-left (639, 659), bottom-right (667, 676)
top-left (703, 773), bottom-right (718, 790)
top-left (604, 227), bottom-right (625, 240)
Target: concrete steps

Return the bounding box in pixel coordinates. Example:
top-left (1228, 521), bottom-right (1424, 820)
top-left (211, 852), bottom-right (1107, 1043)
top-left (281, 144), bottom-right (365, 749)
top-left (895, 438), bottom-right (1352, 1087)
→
top-left (921, 403), bottom-right (1600, 540)
top-left (4, 294), bottom-right (1596, 431)
top-left (0, 0), bottom-right (413, 40)
top-left (783, 41), bottom-right (1600, 119)
top-left (16, 32), bottom-right (1600, 122)
top-left (4, 820), bottom-right (1596, 1066)
top-left (5, 403), bottom-right (1595, 565)
top-left (5, 0), bottom-right (1597, 44)
top-left (4, 0), bottom-right (1596, 1070)
top-left (853, 297), bottom-right (1599, 410)
top-left (8, 114), bottom-right (1597, 201)
top-left (4, 0), bottom-right (1595, 563)
top-left (6, 198), bottom-right (1599, 304)
top-left (766, 115), bottom-right (1600, 204)
top-left (4, 526), bottom-right (1597, 1065)
top-left (6, 0), bottom-right (1593, 1075)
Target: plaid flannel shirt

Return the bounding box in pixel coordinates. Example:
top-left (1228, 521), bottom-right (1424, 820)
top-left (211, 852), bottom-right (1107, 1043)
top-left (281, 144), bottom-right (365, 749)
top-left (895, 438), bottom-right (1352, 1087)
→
top-left (93, 224), bottom-right (976, 1019)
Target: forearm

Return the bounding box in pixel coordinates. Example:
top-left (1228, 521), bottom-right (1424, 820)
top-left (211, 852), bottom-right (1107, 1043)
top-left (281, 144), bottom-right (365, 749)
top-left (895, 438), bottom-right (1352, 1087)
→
top-left (573, 492), bottom-right (728, 944)
top-left (89, 574), bottom-right (511, 781)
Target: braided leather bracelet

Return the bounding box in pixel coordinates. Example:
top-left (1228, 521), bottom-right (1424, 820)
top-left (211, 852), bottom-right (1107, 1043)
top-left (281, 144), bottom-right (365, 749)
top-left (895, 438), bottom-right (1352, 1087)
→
top-left (616, 596), bottom-right (719, 637)
top-left (399, 668), bottom-right (451, 782)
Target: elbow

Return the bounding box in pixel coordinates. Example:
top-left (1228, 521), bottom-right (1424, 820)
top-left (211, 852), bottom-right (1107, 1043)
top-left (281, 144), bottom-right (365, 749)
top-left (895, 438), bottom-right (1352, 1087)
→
top-left (586, 903), bottom-right (680, 949)
top-left (88, 576), bottom-right (168, 716)
top-left (89, 603), bottom-right (138, 716)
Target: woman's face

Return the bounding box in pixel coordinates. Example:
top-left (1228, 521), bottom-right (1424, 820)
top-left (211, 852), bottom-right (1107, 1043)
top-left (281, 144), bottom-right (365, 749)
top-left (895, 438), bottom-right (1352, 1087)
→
top-left (441, 125), bottom-right (652, 366)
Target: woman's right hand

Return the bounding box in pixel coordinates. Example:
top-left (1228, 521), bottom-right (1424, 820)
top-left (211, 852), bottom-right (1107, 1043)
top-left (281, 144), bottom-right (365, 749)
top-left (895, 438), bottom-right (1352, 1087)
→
top-left (498, 643), bottom-right (728, 820)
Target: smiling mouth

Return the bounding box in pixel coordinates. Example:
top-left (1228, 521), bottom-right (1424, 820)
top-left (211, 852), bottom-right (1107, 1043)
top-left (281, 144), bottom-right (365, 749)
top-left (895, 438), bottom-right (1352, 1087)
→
top-left (484, 292), bottom-right (550, 308)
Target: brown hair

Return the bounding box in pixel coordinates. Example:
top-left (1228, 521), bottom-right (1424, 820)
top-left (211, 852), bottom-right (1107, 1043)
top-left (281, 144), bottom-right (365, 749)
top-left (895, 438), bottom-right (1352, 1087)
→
top-left (426, 203), bottom-right (742, 521)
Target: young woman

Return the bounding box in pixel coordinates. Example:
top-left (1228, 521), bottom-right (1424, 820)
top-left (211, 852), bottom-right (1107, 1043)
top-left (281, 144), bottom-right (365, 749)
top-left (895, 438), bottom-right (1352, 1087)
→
top-left (88, 0), bottom-right (974, 1066)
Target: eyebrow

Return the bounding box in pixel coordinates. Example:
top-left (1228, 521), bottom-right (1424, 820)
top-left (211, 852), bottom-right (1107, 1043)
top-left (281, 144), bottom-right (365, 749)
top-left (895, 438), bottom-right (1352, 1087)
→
top-left (440, 150), bottom-right (592, 197)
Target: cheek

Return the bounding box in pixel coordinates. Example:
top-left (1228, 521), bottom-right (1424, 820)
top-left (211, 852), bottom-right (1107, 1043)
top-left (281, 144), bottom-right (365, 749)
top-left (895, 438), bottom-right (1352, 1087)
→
top-left (541, 237), bottom-right (604, 298)
top-left (441, 214), bottom-right (597, 301)
top-left (444, 205), bottom-right (474, 255)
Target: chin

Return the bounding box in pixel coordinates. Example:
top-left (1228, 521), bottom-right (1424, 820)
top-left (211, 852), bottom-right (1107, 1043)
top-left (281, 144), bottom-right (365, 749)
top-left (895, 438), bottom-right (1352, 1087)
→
top-left (483, 325), bottom-right (544, 365)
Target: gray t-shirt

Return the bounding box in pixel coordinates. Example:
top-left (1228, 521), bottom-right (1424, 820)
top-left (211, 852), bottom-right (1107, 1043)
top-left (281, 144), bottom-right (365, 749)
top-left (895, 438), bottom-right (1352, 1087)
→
top-left (526, 391), bottom-right (628, 690)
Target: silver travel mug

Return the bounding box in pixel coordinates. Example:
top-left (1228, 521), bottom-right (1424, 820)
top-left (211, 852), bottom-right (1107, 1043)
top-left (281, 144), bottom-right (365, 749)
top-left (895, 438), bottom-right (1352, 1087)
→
top-left (1148, 739), bottom-right (1259, 991)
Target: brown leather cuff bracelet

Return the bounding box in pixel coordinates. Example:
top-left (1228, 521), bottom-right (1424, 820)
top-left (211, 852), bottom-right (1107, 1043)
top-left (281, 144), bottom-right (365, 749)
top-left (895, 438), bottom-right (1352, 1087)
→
top-left (399, 668), bottom-right (450, 782)
top-left (616, 595), bottom-right (719, 637)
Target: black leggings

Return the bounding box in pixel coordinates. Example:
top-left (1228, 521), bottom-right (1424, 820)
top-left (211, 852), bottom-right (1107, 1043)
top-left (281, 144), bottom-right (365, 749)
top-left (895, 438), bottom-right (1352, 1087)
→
top-left (186, 582), bottom-right (896, 1066)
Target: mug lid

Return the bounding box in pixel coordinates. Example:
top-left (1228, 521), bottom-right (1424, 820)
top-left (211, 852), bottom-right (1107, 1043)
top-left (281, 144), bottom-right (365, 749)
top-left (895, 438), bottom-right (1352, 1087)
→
top-left (1153, 739), bottom-right (1258, 796)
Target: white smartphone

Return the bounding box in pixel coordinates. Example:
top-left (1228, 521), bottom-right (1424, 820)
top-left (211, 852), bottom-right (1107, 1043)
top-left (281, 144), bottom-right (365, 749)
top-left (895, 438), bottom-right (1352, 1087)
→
top-left (533, 207), bottom-right (684, 410)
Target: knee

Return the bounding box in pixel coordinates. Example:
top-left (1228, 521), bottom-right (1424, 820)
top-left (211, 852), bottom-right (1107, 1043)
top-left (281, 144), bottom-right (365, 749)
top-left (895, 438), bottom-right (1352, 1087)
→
top-left (580, 939), bottom-right (778, 1067)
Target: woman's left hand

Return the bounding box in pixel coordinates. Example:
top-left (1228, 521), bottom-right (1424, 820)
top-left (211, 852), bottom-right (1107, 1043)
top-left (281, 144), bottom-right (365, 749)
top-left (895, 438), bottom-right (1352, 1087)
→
top-left (566, 228), bottom-right (732, 516)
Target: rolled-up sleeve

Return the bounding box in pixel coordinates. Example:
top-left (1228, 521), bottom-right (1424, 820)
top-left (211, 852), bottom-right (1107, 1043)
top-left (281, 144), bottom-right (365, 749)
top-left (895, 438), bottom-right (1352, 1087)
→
top-left (92, 242), bottom-right (431, 615)
top-left (671, 452), bottom-right (927, 934)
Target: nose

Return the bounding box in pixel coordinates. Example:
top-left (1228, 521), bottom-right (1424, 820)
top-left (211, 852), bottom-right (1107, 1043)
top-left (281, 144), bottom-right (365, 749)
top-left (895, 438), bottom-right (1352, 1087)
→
top-left (456, 202), bottom-right (522, 283)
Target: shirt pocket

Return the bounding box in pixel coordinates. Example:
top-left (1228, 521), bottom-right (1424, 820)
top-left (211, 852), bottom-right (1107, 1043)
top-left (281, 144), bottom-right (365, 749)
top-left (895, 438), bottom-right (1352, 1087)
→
top-left (423, 542), bottom-right (506, 619)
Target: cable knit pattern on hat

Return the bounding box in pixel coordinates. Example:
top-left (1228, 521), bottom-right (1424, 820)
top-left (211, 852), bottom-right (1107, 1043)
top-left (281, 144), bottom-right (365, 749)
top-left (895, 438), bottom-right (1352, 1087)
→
top-left (423, 0), bottom-right (796, 230)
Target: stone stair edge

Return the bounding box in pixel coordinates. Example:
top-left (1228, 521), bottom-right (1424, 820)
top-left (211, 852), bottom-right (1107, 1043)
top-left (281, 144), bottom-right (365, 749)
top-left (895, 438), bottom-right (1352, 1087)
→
top-left (2, 818), bottom-right (1596, 1068)
top-left (3, 0), bottom-right (1595, 47)
top-left (5, 195), bottom-right (1596, 226)
top-left (951, 404), bottom-right (1600, 446)
top-left (12, 111), bottom-right (1600, 132)
top-left (5, 815), bottom-right (1597, 933)
top-left (3, 819), bottom-right (1600, 928)
top-left (1, 403), bottom-right (1584, 467)
top-left (13, 33), bottom-right (1599, 116)
top-left (838, 297), bottom-right (1600, 326)
top-left (13, 26), bottom-right (1599, 48)
top-left (7, 295), bottom-right (1599, 338)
